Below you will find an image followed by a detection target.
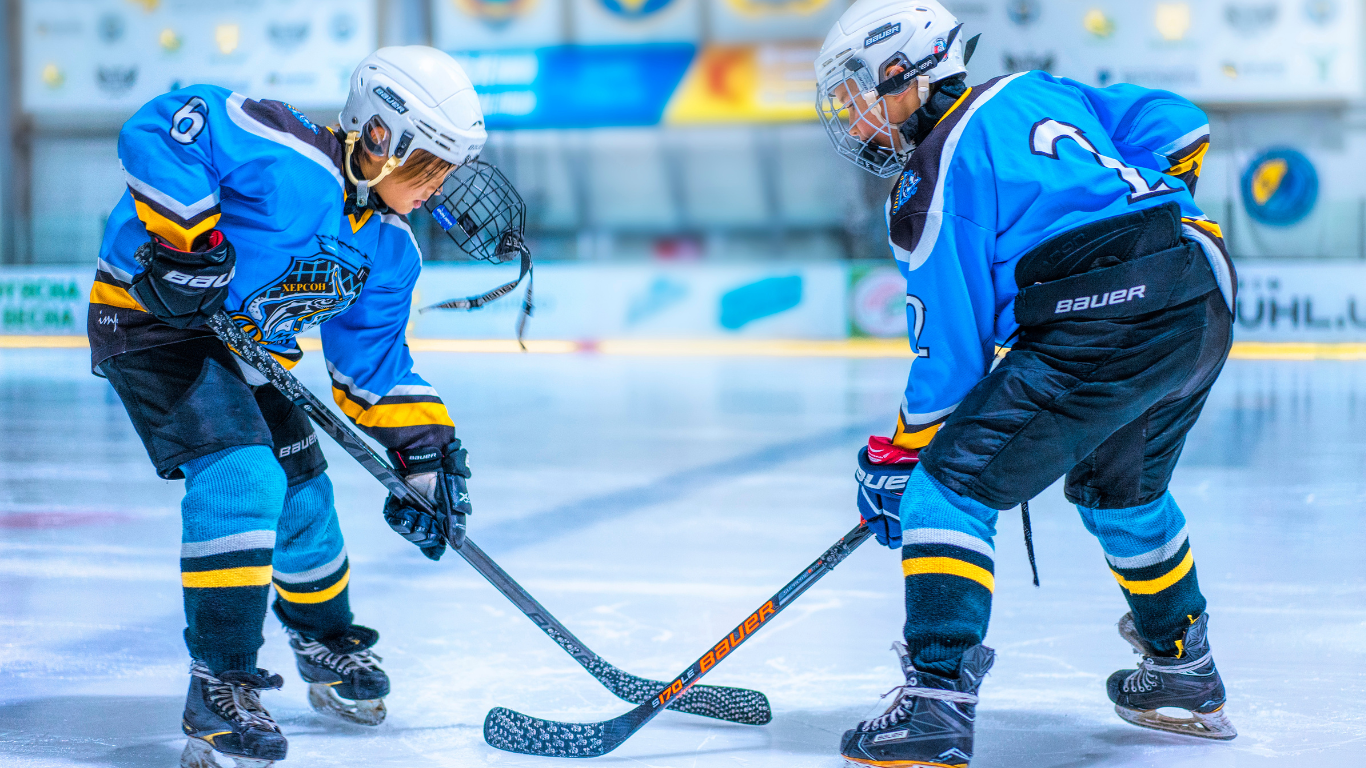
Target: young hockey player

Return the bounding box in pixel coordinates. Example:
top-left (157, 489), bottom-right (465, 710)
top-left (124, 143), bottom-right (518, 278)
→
top-left (816, 1), bottom-right (1237, 765)
top-left (88, 47), bottom-right (496, 767)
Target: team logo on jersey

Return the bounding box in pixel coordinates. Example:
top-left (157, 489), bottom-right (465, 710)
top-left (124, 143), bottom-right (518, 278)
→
top-left (864, 22), bottom-right (901, 48)
top-left (233, 236), bottom-right (371, 347)
top-left (892, 170), bottom-right (920, 214)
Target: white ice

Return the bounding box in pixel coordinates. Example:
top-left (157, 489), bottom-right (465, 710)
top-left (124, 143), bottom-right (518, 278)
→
top-left (1, 349), bottom-right (1364, 767)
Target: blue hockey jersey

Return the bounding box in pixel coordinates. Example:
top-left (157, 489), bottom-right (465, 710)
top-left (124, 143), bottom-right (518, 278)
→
top-left (88, 84), bottom-right (453, 451)
top-left (886, 71), bottom-right (1235, 449)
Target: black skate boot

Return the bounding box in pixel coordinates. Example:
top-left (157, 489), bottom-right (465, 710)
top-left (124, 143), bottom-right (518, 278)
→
top-left (1107, 611), bottom-right (1236, 740)
top-left (180, 660), bottom-right (287, 768)
top-left (287, 624), bottom-right (389, 726)
top-left (840, 642), bottom-right (995, 768)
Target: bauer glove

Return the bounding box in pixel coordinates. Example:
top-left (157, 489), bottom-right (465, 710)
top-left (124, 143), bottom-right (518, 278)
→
top-left (855, 436), bottom-right (919, 549)
top-left (130, 232), bottom-right (236, 329)
top-left (384, 439), bottom-right (472, 561)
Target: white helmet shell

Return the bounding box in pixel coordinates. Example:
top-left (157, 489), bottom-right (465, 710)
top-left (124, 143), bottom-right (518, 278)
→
top-left (340, 46), bottom-right (487, 169)
top-left (815, 0), bottom-right (966, 177)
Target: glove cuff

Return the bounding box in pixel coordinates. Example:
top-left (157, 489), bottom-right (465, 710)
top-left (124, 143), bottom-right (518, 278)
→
top-left (867, 435), bottom-right (920, 465)
top-left (389, 445), bottom-right (444, 476)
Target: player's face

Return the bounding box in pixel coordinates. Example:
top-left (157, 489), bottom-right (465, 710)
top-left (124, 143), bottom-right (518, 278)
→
top-left (374, 169), bottom-right (452, 215)
top-left (831, 79), bottom-right (894, 149)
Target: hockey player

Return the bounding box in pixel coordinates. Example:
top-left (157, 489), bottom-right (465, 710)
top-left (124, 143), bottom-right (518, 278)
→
top-left (88, 47), bottom-right (495, 768)
top-left (816, 1), bottom-right (1237, 765)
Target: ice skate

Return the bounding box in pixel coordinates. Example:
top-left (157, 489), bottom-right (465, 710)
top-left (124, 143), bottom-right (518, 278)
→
top-left (180, 660), bottom-right (287, 768)
top-left (1107, 611), bottom-right (1236, 740)
top-left (287, 625), bottom-right (390, 726)
top-left (840, 642), bottom-right (995, 768)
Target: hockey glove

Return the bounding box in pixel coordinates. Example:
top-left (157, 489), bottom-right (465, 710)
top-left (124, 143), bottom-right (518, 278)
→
top-left (130, 232), bottom-right (236, 329)
top-left (384, 439), bottom-right (472, 561)
top-left (856, 436), bottom-right (920, 549)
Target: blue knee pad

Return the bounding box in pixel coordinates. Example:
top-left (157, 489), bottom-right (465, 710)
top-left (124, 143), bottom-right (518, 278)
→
top-left (899, 467), bottom-right (999, 549)
top-left (273, 473), bottom-right (346, 577)
top-left (1076, 492), bottom-right (1187, 563)
top-left (181, 445), bottom-right (287, 544)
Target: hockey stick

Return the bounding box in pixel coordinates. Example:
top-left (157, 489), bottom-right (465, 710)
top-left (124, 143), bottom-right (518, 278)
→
top-left (203, 312), bottom-right (772, 726)
top-left (484, 521), bottom-right (874, 757)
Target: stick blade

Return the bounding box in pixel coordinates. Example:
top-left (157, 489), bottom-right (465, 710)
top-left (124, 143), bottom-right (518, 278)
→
top-left (672, 684), bottom-right (772, 725)
top-left (587, 660), bottom-right (772, 725)
top-left (483, 706), bottom-right (624, 758)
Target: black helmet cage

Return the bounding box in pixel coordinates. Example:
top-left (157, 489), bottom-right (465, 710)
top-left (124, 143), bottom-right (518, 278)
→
top-left (425, 160), bottom-right (527, 264)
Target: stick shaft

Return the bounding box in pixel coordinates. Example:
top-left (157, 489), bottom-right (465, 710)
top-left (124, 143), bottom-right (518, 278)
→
top-left (485, 522), bottom-right (873, 756)
top-left (205, 312), bottom-right (769, 723)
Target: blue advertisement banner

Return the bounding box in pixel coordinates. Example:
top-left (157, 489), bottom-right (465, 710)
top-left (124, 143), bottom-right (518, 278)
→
top-left (456, 44), bottom-right (695, 128)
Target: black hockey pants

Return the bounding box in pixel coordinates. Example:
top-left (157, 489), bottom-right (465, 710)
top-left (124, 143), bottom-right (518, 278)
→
top-left (921, 202), bottom-right (1233, 511)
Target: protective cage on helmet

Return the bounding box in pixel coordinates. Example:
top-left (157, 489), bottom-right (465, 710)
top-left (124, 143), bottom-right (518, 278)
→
top-left (426, 160), bottom-right (527, 264)
top-left (817, 64), bottom-right (907, 179)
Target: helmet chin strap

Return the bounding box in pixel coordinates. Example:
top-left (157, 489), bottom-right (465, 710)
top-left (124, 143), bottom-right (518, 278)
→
top-left (344, 131), bottom-right (401, 208)
top-left (917, 75), bottom-right (931, 105)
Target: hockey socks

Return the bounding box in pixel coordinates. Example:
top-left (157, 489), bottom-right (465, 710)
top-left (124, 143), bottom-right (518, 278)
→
top-left (180, 446), bottom-right (287, 674)
top-left (898, 469), bottom-right (997, 677)
top-left (1077, 492), bottom-right (1207, 655)
top-left (270, 473), bottom-right (354, 639)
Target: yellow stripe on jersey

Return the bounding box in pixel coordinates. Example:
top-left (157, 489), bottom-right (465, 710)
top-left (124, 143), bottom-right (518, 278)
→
top-left (89, 281), bottom-right (146, 312)
top-left (936, 87), bottom-right (973, 128)
top-left (1183, 218), bottom-right (1224, 240)
top-left (182, 565), bottom-right (274, 589)
top-left (332, 387), bottom-right (456, 429)
top-left (1167, 141), bottom-right (1210, 180)
top-left (902, 557), bottom-right (995, 592)
top-left (273, 568), bottom-right (351, 604)
top-left (134, 199), bottom-right (220, 252)
top-left (1111, 549), bottom-right (1195, 595)
top-left (893, 415), bottom-right (940, 450)
top-left (349, 209), bottom-right (374, 233)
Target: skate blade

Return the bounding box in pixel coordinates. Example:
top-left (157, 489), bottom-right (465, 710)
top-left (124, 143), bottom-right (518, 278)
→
top-left (1115, 703), bottom-right (1238, 741)
top-left (180, 737), bottom-right (277, 768)
top-left (308, 683), bottom-right (387, 726)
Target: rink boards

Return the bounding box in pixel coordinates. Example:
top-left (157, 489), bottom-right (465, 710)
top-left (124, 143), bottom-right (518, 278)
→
top-left (2, 261), bottom-right (1364, 343)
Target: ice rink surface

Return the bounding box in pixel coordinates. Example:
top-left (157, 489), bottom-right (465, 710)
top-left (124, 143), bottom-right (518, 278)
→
top-left (1, 347), bottom-right (1364, 767)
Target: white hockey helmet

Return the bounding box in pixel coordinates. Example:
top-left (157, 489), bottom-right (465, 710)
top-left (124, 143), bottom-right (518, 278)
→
top-left (340, 46), bottom-right (487, 205)
top-left (815, 0), bottom-right (967, 177)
